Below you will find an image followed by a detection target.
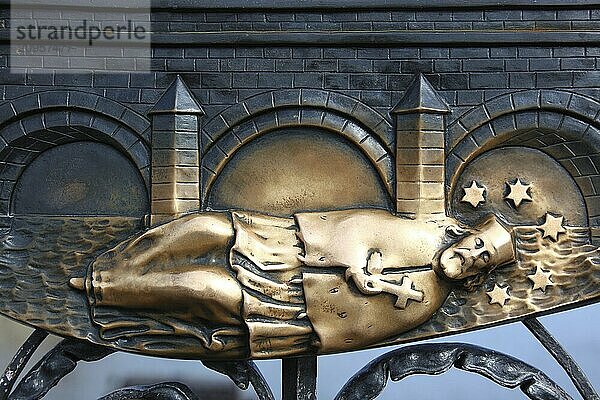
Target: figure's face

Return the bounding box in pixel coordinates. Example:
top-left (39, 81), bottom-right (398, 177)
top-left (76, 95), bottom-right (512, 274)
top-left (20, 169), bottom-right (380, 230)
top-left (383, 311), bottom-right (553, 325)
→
top-left (439, 233), bottom-right (498, 280)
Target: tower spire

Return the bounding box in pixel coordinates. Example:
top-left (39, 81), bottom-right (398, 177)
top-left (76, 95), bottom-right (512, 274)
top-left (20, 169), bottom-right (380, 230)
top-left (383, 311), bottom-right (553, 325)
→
top-left (392, 73), bottom-right (450, 219)
top-left (148, 75), bottom-right (204, 225)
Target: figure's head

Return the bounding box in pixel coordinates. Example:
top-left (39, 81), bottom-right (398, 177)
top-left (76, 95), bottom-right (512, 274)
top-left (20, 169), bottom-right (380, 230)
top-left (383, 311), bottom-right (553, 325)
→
top-left (437, 215), bottom-right (515, 285)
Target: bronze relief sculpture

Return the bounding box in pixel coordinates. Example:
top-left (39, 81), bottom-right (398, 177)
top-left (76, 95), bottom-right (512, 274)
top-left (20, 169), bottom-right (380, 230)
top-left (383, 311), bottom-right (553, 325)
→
top-left (0, 74), bottom-right (598, 372)
top-left (68, 209), bottom-right (517, 359)
top-left (4, 0), bottom-right (600, 398)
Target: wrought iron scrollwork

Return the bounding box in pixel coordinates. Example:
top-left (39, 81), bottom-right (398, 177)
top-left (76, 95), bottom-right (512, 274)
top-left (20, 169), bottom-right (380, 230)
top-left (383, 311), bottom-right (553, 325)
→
top-left (523, 318), bottom-right (600, 400)
top-left (0, 329), bottom-right (48, 400)
top-left (3, 325), bottom-right (599, 400)
top-left (8, 337), bottom-right (114, 400)
top-left (94, 360), bottom-right (276, 400)
top-left (0, 330), bottom-right (275, 400)
top-left (334, 343), bottom-right (573, 400)
top-left (97, 360), bottom-right (277, 400)
top-left (98, 382), bottom-right (200, 400)
top-left (201, 360), bottom-right (275, 400)
top-left (95, 360), bottom-right (276, 400)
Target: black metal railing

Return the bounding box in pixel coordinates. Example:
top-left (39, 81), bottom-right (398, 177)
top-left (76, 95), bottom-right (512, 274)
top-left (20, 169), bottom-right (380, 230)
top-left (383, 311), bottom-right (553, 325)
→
top-left (1, 317), bottom-right (597, 400)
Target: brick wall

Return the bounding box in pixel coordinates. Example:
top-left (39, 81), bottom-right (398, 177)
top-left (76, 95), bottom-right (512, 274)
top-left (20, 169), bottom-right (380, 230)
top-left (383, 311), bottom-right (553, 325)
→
top-left (2, 44), bottom-right (600, 123)
top-left (1, 1), bottom-right (600, 229)
top-left (0, 4), bottom-right (599, 123)
top-left (150, 9), bottom-right (598, 32)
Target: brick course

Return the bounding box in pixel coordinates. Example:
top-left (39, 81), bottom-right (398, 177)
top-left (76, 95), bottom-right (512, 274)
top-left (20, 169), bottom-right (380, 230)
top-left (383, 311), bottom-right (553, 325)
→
top-left (2, 2), bottom-right (600, 230)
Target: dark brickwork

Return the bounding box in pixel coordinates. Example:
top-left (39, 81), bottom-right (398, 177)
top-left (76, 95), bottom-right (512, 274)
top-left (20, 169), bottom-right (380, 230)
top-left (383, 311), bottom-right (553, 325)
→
top-left (1, 2), bottom-right (600, 233)
top-left (3, 44), bottom-right (600, 122)
top-left (149, 9), bottom-right (598, 32)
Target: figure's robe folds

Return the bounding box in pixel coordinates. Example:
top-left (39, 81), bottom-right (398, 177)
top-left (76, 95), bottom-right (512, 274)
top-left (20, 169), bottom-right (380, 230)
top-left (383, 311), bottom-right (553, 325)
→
top-left (232, 209), bottom-right (452, 357)
top-left (230, 211), bottom-right (316, 359)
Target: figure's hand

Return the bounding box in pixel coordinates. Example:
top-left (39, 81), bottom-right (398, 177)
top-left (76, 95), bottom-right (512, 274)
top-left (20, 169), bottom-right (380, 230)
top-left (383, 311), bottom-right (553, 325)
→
top-left (353, 273), bottom-right (383, 295)
top-left (365, 251), bottom-right (384, 275)
top-left (345, 251), bottom-right (384, 295)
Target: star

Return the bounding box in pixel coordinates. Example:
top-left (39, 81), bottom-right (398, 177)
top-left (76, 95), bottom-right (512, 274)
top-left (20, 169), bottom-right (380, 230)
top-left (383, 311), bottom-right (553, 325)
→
top-left (504, 178), bottom-right (532, 208)
top-left (487, 284), bottom-right (510, 307)
top-left (538, 213), bottom-right (566, 241)
top-left (528, 264), bottom-right (553, 292)
top-left (461, 181), bottom-right (486, 208)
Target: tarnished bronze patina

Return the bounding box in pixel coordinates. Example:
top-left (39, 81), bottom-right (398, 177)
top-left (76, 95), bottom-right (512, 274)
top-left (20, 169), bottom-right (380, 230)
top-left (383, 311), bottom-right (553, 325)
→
top-left (66, 208), bottom-right (514, 358)
top-left (1, 74), bottom-right (599, 363)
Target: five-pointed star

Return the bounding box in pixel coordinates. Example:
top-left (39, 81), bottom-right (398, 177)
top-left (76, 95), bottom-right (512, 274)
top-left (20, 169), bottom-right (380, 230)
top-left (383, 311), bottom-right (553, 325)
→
top-left (538, 213), bottom-right (566, 241)
top-left (504, 178), bottom-right (532, 208)
top-left (487, 284), bottom-right (510, 307)
top-left (461, 181), bottom-right (486, 208)
top-left (528, 264), bottom-right (554, 292)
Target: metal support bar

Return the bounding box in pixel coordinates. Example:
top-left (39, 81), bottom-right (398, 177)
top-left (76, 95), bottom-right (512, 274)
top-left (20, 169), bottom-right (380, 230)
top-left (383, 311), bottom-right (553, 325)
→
top-left (282, 356), bottom-right (317, 400)
top-left (523, 317), bottom-right (600, 400)
top-left (0, 329), bottom-right (48, 400)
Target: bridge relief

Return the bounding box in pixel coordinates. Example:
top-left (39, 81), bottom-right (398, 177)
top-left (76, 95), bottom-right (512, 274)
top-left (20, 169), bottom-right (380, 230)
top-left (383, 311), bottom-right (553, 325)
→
top-left (0, 74), bottom-right (599, 400)
top-left (447, 89), bottom-right (600, 242)
top-left (0, 90), bottom-right (151, 216)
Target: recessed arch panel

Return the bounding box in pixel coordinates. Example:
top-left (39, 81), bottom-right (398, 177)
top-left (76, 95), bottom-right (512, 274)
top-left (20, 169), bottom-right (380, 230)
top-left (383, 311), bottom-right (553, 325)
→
top-left (207, 127), bottom-right (392, 216)
top-left (446, 89), bottom-right (600, 242)
top-left (0, 91), bottom-right (151, 215)
top-left (12, 142), bottom-right (149, 216)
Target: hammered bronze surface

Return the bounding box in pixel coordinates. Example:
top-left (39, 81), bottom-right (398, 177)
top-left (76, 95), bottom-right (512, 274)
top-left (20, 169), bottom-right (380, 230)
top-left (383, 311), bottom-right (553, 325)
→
top-left (1, 73), bottom-right (599, 362)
